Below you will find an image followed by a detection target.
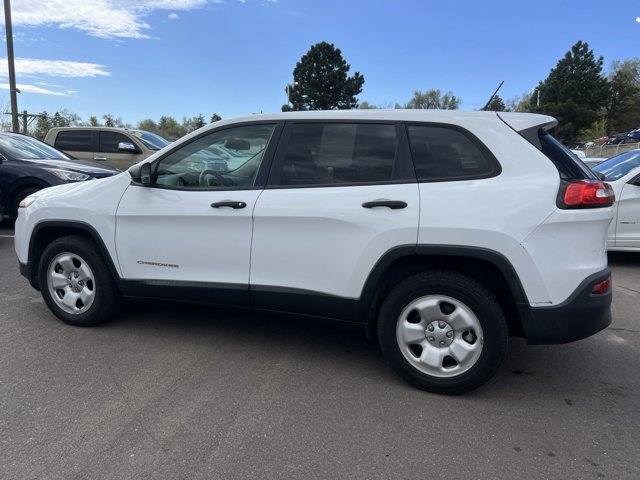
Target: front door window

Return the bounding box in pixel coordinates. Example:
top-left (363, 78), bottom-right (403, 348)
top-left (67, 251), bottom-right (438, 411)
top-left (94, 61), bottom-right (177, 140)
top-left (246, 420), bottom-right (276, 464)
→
top-left (154, 124), bottom-right (277, 189)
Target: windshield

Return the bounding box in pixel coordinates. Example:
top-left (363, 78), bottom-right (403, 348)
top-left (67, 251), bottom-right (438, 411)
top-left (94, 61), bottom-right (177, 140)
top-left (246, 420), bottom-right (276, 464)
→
top-left (0, 134), bottom-right (70, 160)
top-left (593, 150), bottom-right (640, 181)
top-left (130, 130), bottom-right (170, 151)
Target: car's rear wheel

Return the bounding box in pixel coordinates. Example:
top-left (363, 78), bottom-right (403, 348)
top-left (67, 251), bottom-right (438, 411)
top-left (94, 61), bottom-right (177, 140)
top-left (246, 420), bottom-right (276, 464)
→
top-left (38, 235), bottom-right (121, 326)
top-left (377, 270), bottom-right (508, 395)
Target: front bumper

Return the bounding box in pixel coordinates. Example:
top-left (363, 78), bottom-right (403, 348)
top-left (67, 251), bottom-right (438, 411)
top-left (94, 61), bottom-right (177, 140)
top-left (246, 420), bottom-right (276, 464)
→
top-left (521, 268), bottom-right (612, 345)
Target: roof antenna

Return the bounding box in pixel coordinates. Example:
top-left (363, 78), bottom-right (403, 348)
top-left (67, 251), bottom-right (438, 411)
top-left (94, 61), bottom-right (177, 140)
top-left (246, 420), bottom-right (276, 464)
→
top-left (481, 80), bottom-right (504, 111)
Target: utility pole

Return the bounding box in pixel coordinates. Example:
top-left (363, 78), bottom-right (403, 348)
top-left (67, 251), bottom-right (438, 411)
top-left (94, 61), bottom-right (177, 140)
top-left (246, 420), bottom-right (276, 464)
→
top-left (20, 110), bottom-right (46, 134)
top-left (3, 0), bottom-right (20, 132)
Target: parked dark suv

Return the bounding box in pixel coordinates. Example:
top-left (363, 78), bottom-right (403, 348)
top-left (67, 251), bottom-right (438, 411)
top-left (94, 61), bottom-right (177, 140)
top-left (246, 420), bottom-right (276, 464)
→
top-left (0, 132), bottom-right (120, 219)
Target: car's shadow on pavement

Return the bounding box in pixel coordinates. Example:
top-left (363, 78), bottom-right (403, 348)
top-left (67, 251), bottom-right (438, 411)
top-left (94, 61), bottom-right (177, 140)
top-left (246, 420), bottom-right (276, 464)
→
top-left (102, 299), bottom-right (634, 402)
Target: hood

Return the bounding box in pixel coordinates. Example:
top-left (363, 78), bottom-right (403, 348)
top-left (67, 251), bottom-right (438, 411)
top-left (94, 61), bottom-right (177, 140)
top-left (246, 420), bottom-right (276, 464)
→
top-left (18, 157), bottom-right (120, 176)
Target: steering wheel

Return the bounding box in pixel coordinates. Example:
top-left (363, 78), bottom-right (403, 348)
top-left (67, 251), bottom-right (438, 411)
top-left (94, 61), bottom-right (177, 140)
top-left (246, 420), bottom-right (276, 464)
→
top-left (198, 169), bottom-right (230, 187)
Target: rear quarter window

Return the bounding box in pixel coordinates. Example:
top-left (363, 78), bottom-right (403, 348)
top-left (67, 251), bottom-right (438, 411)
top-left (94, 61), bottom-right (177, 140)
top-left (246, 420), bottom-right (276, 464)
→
top-left (407, 125), bottom-right (500, 182)
top-left (538, 131), bottom-right (595, 180)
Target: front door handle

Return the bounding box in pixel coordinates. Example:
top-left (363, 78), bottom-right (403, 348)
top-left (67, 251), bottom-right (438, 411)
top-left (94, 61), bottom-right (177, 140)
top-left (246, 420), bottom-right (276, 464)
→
top-left (362, 200), bottom-right (408, 209)
top-left (94, 156), bottom-right (107, 161)
top-left (211, 200), bottom-right (247, 209)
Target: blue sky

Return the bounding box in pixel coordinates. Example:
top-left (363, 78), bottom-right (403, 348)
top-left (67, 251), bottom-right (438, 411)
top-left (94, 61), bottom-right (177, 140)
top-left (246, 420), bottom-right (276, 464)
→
top-left (0, 0), bottom-right (639, 125)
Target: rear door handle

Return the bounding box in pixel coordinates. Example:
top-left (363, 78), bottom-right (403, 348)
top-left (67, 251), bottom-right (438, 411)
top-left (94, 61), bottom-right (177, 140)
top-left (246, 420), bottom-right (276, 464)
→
top-left (211, 201), bottom-right (247, 209)
top-left (362, 200), bottom-right (408, 209)
top-left (94, 157), bottom-right (107, 161)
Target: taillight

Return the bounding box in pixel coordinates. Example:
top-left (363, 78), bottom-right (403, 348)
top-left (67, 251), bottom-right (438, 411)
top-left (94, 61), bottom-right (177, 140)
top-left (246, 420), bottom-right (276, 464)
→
top-left (591, 277), bottom-right (611, 295)
top-left (559, 180), bottom-right (615, 209)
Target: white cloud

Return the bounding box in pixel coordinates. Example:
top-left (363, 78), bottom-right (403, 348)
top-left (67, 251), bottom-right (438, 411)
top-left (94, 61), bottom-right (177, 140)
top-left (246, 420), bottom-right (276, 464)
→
top-left (9, 0), bottom-right (210, 39)
top-left (168, 13), bottom-right (180, 20)
top-left (0, 83), bottom-right (66, 96)
top-left (0, 58), bottom-right (110, 78)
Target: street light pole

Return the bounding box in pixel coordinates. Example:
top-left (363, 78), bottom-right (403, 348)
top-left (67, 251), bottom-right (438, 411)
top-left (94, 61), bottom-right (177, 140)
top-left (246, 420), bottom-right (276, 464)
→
top-left (3, 0), bottom-right (19, 132)
top-left (286, 81), bottom-right (298, 107)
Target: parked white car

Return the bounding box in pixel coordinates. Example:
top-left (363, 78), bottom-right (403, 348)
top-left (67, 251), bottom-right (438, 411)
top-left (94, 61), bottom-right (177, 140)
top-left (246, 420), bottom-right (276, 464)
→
top-left (14, 110), bottom-right (615, 394)
top-left (593, 149), bottom-right (640, 251)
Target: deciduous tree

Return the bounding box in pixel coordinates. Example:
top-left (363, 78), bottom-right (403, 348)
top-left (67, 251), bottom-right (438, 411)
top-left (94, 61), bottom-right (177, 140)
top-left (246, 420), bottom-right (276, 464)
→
top-left (606, 59), bottom-right (640, 133)
top-left (403, 89), bottom-right (461, 110)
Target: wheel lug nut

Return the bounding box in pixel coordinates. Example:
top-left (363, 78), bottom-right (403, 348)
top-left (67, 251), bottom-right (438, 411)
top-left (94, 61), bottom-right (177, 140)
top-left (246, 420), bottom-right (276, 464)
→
top-left (427, 336), bottom-right (435, 342)
top-left (438, 321), bottom-right (446, 329)
top-left (439, 340), bottom-right (446, 346)
top-left (427, 325), bottom-right (434, 332)
top-left (446, 331), bottom-right (453, 338)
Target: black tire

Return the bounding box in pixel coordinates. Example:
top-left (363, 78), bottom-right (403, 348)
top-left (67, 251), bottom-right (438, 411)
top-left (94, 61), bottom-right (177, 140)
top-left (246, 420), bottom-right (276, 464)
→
top-left (12, 187), bottom-right (41, 218)
top-left (38, 235), bottom-right (121, 326)
top-left (377, 270), bottom-right (508, 395)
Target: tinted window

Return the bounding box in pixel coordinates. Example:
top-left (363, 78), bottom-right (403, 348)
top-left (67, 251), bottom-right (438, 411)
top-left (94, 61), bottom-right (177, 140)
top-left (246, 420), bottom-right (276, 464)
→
top-left (277, 123), bottom-right (397, 186)
top-left (54, 131), bottom-right (92, 152)
top-left (100, 132), bottom-right (137, 154)
top-left (407, 125), bottom-right (499, 181)
top-left (539, 131), bottom-right (594, 180)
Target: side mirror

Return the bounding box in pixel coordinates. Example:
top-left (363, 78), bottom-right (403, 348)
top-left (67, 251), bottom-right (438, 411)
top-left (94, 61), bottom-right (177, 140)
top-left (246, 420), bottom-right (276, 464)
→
top-left (129, 162), bottom-right (152, 185)
top-left (118, 142), bottom-right (139, 153)
top-left (140, 163), bottom-right (151, 185)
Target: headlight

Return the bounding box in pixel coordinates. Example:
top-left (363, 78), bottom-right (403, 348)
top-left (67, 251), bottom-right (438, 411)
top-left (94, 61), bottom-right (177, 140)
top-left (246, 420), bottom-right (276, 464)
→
top-left (46, 169), bottom-right (92, 182)
top-left (19, 196), bottom-right (38, 208)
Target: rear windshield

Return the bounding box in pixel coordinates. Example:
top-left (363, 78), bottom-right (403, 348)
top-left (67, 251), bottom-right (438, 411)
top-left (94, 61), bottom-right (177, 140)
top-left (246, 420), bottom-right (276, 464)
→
top-left (538, 131), bottom-right (596, 180)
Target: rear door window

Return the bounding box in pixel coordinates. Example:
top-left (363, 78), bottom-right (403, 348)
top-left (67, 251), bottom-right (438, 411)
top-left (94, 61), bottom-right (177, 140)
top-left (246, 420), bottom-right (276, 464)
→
top-left (54, 131), bottom-right (93, 152)
top-left (272, 123), bottom-right (403, 186)
top-left (407, 125), bottom-right (500, 181)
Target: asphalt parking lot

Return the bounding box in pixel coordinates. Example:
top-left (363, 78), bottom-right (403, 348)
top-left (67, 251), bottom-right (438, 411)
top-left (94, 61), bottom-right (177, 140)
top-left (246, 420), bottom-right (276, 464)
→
top-left (1, 219), bottom-right (639, 480)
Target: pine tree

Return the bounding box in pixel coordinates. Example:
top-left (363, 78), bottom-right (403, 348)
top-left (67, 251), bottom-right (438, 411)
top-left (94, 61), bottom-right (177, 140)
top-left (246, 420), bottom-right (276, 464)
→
top-left (531, 41), bottom-right (609, 142)
top-left (283, 42), bottom-right (364, 111)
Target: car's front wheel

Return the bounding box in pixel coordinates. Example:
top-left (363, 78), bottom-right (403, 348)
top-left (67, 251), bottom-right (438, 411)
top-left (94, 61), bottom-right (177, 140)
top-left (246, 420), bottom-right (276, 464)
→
top-left (38, 235), bottom-right (121, 326)
top-left (377, 270), bottom-right (508, 395)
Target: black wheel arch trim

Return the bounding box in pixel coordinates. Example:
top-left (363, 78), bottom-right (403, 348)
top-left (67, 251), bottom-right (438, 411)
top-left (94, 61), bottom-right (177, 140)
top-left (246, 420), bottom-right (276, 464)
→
top-left (359, 244), bottom-right (531, 336)
top-left (25, 220), bottom-right (123, 292)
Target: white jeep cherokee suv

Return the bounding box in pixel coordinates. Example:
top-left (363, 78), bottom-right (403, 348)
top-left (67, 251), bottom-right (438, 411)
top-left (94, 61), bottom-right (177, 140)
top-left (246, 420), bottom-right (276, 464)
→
top-left (15, 110), bottom-right (615, 394)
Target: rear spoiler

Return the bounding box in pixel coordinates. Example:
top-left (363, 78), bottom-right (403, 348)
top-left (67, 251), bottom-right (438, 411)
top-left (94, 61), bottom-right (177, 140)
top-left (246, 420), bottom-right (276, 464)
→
top-left (497, 112), bottom-right (558, 150)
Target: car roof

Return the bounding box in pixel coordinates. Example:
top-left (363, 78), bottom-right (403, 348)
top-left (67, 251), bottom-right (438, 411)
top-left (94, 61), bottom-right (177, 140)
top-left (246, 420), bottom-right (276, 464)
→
top-left (47, 126), bottom-right (142, 133)
top-left (207, 109), bottom-right (557, 133)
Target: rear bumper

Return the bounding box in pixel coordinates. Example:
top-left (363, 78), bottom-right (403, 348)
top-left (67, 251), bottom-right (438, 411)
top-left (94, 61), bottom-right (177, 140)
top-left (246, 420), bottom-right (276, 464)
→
top-left (521, 268), bottom-right (612, 345)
